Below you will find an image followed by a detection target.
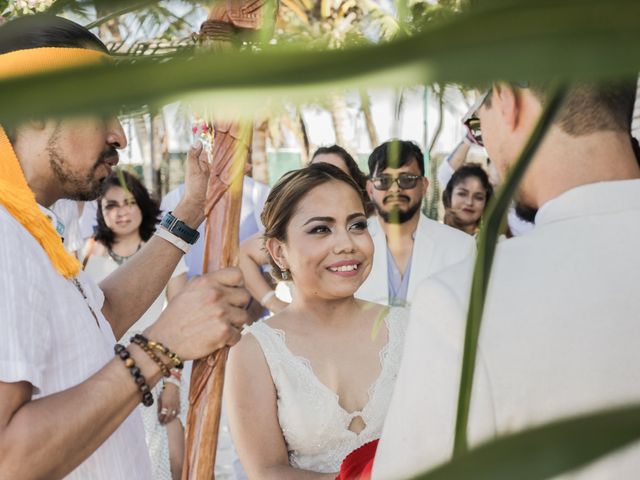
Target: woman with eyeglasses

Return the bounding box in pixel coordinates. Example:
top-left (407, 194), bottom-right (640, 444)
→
top-left (82, 171), bottom-right (188, 480)
top-left (442, 163), bottom-right (493, 236)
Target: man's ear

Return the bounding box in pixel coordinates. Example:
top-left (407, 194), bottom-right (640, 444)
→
top-left (264, 237), bottom-right (288, 271)
top-left (421, 176), bottom-right (429, 195)
top-left (493, 82), bottom-right (519, 132)
top-left (6, 120), bottom-right (46, 148)
top-left (366, 178), bottom-right (375, 199)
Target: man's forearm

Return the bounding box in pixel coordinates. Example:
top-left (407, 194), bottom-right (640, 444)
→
top-left (0, 345), bottom-right (162, 480)
top-left (100, 200), bottom-right (204, 339)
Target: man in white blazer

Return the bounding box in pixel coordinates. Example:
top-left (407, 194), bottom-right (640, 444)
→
top-left (356, 140), bottom-right (475, 307)
top-left (373, 81), bottom-right (640, 479)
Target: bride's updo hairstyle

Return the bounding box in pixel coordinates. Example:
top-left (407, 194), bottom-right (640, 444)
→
top-left (261, 163), bottom-right (368, 281)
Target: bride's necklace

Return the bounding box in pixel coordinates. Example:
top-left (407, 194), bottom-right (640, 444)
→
top-left (108, 242), bottom-right (142, 265)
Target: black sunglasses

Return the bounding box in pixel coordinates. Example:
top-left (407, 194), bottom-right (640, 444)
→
top-left (462, 89), bottom-right (490, 147)
top-left (371, 173), bottom-right (422, 191)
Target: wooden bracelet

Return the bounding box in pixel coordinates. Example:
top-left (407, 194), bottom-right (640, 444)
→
top-left (133, 334), bottom-right (184, 370)
top-left (130, 336), bottom-right (172, 378)
top-left (114, 343), bottom-right (154, 407)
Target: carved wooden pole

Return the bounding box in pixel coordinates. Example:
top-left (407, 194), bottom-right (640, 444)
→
top-left (183, 2), bottom-right (275, 479)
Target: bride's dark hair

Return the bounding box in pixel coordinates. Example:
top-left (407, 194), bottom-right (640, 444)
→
top-left (261, 163), bottom-right (367, 280)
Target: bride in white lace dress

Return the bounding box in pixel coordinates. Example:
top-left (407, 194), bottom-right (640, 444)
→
top-left (226, 164), bottom-right (409, 479)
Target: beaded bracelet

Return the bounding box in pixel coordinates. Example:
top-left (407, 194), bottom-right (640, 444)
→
top-left (132, 333), bottom-right (184, 370)
top-left (130, 336), bottom-right (172, 378)
top-left (114, 343), bottom-right (154, 407)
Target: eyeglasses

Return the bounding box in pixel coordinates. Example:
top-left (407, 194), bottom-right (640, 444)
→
top-left (371, 173), bottom-right (422, 191)
top-left (462, 89), bottom-right (490, 147)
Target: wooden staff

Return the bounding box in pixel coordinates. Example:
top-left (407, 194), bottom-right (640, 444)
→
top-left (182, 120), bottom-right (253, 480)
top-left (183, 3), bottom-right (275, 479)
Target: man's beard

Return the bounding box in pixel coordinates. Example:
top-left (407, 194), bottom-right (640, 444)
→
top-left (48, 137), bottom-right (117, 201)
top-left (374, 194), bottom-right (422, 224)
top-left (514, 201), bottom-right (538, 224)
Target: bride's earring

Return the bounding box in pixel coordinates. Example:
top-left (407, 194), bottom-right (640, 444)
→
top-left (281, 268), bottom-right (290, 280)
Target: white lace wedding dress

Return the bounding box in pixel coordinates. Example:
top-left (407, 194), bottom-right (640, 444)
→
top-left (245, 307), bottom-right (408, 474)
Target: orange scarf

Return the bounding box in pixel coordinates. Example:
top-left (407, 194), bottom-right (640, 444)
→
top-left (0, 47), bottom-right (109, 279)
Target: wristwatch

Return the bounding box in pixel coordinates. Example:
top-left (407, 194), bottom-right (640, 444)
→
top-left (160, 212), bottom-right (200, 245)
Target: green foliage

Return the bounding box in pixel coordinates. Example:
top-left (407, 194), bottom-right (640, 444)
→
top-left (1, 1), bottom-right (639, 477)
top-left (414, 403), bottom-right (640, 480)
top-left (453, 85), bottom-right (567, 456)
top-left (0, 0), bottom-right (637, 126)
top-left (50, 0), bottom-right (206, 47)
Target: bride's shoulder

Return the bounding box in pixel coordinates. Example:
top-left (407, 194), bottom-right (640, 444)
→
top-left (367, 304), bottom-right (411, 341)
top-left (243, 312), bottom-right (293, 348)
top-left (386, 305), bottom-right (411, 323)
top-left (359, 301), bottom-right (410, 325)
top-left (229, 325), bottom-right (269, 369)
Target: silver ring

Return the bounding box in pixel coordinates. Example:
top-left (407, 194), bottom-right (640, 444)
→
top-left (170, 409), bottom-right (177, 416)
top-left (161, 408), bottom-right (169, 414)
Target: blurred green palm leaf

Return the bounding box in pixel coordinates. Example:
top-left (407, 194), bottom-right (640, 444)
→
top-left (453, 84), bottom-right (568, 458)
top-left (0, 0), bottom-right (639, 125)
top-left (1, 1), bottom-right (639, 478)
top-left (413, 403), bottom-right (640, 480)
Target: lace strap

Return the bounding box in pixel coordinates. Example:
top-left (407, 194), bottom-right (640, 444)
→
top-left (381, 307), bottom-right (410, 365)
top-left (245, 321), bottom-right (287, 379)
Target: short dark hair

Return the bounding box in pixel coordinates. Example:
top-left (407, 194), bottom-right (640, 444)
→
top-left (368, 140), bottom-right (425, 177)
top-left (261, 163), bottom-right (367, 280)
top-left (485, 80), bottom-right (637, 136)
top-left (442, 163), bottom-right (493, 211)
top-left (311, 145), bottom-right (368, 192)
top-left (95, 171), bottom-right (161, 249)
top-left (0, 14), bottom-right (108, 55)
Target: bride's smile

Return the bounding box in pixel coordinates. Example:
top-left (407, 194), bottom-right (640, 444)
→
top-left (227, 164), bottom-right (410, 479)
top-left (267, 179), bottom-right (374, 301)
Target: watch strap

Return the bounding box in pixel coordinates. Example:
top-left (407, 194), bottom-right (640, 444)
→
top-left (160, 212), bottom-right (200, 245)
top-left (155, 228), bottom-right (190, 254)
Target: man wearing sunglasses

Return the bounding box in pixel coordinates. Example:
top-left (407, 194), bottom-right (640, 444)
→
top-left (356, 140), bottom-right (475, 307)
top-left (374, 80), bottom-right (640, 479)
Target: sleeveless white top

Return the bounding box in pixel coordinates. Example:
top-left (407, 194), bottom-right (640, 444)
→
top-left (245, 307), bottom-right (409, 473)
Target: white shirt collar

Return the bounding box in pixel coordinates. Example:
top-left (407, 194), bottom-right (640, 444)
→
top-left (38, 204), bottom-right (65, 237)
top-left (535, 179), bottom-right (640, 227)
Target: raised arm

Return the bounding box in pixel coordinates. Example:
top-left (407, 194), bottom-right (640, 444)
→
top-left (100, 141), bottom-right (209, 339)
top-left (238, 233), bottom-right (288, 313)
top-left (225, 334), bottom-right (335, 480)
top-left (437, 136), bottom-right (472, 188)
top-left (0, 268), bottom-right (250, 480)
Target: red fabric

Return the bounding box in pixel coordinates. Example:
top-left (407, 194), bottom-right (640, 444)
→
top-left (336, 439), bottom-right (379, 480)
